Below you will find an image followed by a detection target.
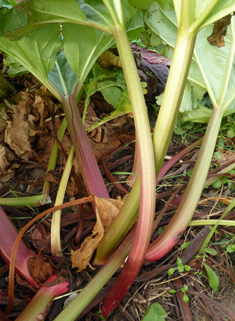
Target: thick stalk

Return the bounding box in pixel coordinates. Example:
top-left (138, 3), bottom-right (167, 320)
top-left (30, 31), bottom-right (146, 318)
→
top-left (153, 30), bottom-right (196, 174)
top-left (94, 137), bottom-right (202, 264)
top-left (62, 94), bottom-right (109, 198)
top-left (146, 107), bottom-right (224, 261)
top-left (42, 117), bottom-right (68, 195)
top-left (0, 194), bottom-right (51, 208)
top-left (0, 206), bottom-right (38, 288)
top-left (51, 146), bottom-right (75, 257)
top-left (16, 275), bottom-right (69, 321)
top-left (100, 4), bottom-right (156, 314)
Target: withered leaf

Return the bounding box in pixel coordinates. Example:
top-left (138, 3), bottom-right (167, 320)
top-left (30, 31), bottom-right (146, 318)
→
top-left (4, 101), bottom-right (33, 159)
top-left (207, 14), bottom-right (231, 47)
top-left (71, 196), bottom-right (124, 272)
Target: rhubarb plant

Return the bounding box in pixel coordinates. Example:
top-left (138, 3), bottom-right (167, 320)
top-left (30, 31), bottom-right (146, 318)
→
top-left (1, 0), bottom-right (235, 320)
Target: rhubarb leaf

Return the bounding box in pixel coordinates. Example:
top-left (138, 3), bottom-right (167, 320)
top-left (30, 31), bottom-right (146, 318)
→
top-left (128, 0), bottom-right (154, 10)
top-left (145, 3), bottom-right (206, 112)
top-left (199, 1), bottom-right (235, 30)
top-left (48, 51), bottom-right (78, 96)
top-left (0, 0), bottom-right (88, 40)
top-left (62, 24), bottom-right (115, 85)
top-left (145, 4), bottom-right (235, 112)
top-left (143, 303), bottom-right (167, 321)
top-left (0, 24), bottom-right (62, 99)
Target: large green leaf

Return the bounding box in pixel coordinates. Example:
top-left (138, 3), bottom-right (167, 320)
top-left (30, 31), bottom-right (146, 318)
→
top-left (62, 24), bottom-right (115, 85)
top-left (62, 1), bottom-right (143, 89)
top-left (145, 3), bottom-right (235, 111)
top-left (199, 1), bottom-right (235, 29)
top-left (173, 0), bottom-right (235, 28)
top-left (48, 51), bottom-right (78, 96)
top-left (0, 24), bottom-right (62, 98)
top-left (0, 0), bottom-right (88, 39)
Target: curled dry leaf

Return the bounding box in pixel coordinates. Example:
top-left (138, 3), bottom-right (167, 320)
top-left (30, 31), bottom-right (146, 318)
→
top-left (71, 196), bottom-right (124, 272)
top-left (207, 14), bottom-right (231, 47)
top-left (4, 101), bottom-right (33, 159)
top-left (32, 95), bottom-right (50, 128)
top-left (0, 144), bottom-right (20, 183)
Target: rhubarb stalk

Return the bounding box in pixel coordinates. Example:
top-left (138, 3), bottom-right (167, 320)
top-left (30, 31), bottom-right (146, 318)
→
top-left (99, 0), bottom-right (156, 316)
top-left (146, 8), bottom-right (235, 261)
top-left (62, 93), bottom-right (109, 198)
top-left (15, 275), bottom-right (69, 321)
top-left (0, 206), bottom-right (38, 288)
top-left (51, 146), bottom-right (75, 257)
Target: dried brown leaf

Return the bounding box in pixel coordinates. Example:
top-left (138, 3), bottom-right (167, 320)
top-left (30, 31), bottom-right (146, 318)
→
top-left (71, 196), bottom-right (124, 272)
top-left (32, 95), bottom-right (49, 128)
top-left (4, 102), bottom-right (33, 159)
top-left (207, 14), bottom-right (231, 47)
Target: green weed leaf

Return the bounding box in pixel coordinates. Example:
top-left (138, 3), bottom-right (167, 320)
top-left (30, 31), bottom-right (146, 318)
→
top-left (204, 263), bottom-right (219, 292)
top-left (183, 293), bottom-right (189, 303)
top-left (180, 241), bottom-right (191, 250)
top-left (143, 303), bottom-right (167, 321)
top-left (226, 244), bottom-right (235, 253)
top-left (203, 248), bottom-right (217, 256)
top-left (168, 268), bottom-right (175, 276)
top-left (212, 179), bottom-right (222, 189)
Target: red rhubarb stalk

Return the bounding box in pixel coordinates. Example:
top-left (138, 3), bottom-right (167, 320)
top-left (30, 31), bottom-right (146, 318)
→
top-left (15, 275), bottom-right (69, 321)
top-left (0, 206), bottom-right (38, 288)
top-left (100, 0), bottom-right (156, 316)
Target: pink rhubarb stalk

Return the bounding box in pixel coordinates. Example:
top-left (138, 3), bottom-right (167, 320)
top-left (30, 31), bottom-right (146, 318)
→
top-left (15, 275), bottom-right (69, 321)
top-left (0, 206), bottom-right (38, 288)
top-left (62, 93), bottom-right (109, 198)
top-left (100, 1), bottom-right (156, 316)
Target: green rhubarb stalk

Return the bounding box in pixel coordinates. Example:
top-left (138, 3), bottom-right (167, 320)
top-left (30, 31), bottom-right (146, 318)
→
top-left (42, 116), bottom-right (68, 195)
top-left (146, 107), bottom-right (224, 261)
top-left (94, 0), bottom-right (196, 268)
top-left (153, 1), bottom-right (196, 175)
top-left (15, 275), bottom-right (69, 321)
top-left (0, 194), bottom-right (51, 208)
top-left (189, 220), bottom-right (235, 227)
top-left (51, 146), bottom-right (75, 257)
top-left (146, 9), bottom-right (235, 262)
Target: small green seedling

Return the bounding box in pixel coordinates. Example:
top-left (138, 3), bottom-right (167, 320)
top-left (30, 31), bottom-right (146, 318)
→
top-left (169, 284), bottom-right (190, 303)
top-left (168, 257), bottom-right (191, 276)
top-left (226, 243), bottom-right (235, 253)
top-left (195, 248), bottom-right (219, 293)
